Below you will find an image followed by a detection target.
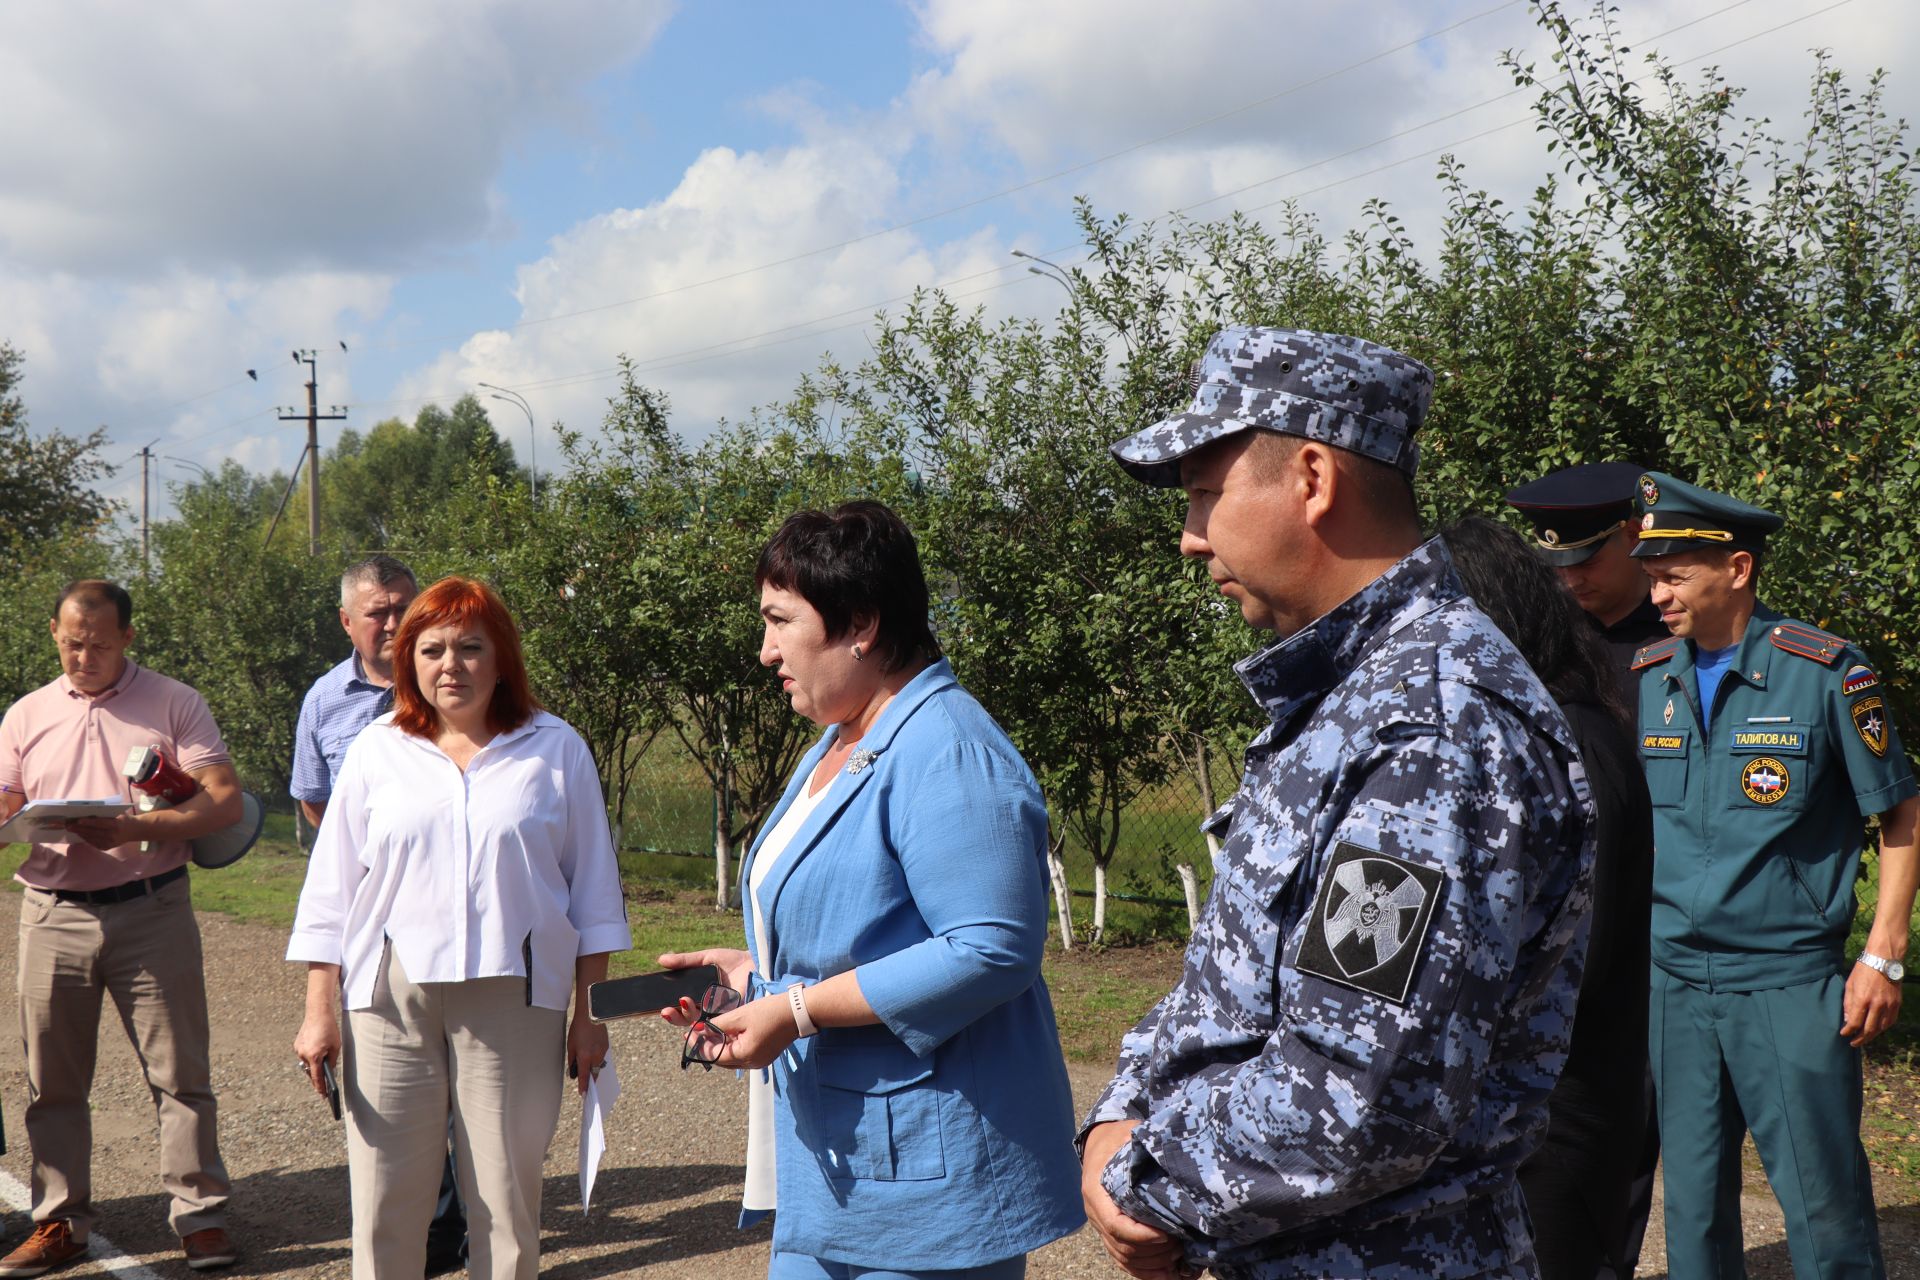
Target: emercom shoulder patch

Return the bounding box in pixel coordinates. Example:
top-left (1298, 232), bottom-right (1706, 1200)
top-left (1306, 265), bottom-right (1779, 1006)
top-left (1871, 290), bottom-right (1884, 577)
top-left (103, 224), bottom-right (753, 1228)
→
top-left (1296, 841), bottom-right (1444, 1005)
top-left (1853, 696), bottom-right (1889, 758)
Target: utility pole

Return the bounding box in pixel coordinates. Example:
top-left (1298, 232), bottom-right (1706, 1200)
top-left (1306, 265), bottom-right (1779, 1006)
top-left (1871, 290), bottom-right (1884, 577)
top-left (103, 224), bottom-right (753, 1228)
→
top-left (278, 350), bottom-right (347, 556)
top-left (137, 441), bottom-right (157, 577)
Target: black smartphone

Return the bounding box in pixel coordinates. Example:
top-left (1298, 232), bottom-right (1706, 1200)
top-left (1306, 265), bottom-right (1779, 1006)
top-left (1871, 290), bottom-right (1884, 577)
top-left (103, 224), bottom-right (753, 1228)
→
top-left (320, 1058), bottom-right (342, 1122)
top-left (588, 965), bottom-right (723, 1023)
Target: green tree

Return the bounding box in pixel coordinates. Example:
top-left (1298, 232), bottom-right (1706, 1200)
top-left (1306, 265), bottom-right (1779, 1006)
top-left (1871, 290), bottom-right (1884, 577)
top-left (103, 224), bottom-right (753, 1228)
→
top-left (411, 382), bottom-right (673, 841)
top-left (137, 473), bottom-right (340, 800)
top-left (1508, 0), bottom-right (1920, 735)
top-left (813, 233), bottom-right (1215, 945)
top-left (317, 395), bottom-right (521, 551)
top-left (0, 344), bottom-right (115, 561)
top-left (625, 398), bottom-right (824, 910)
top-left (0, 529), bottom-right (114, 709)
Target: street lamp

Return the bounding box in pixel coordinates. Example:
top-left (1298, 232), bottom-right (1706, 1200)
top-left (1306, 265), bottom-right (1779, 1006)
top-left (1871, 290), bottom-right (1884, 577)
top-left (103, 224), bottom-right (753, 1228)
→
top-left (477, 382), bottom-right (538, 507)
top-left (1012, 249), bottom-right (1077, 303)
top-left (163, 456), bottom-right (212, 481)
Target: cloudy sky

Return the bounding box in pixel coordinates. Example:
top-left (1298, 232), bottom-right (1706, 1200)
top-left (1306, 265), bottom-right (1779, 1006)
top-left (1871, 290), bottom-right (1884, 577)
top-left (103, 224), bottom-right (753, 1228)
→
top-left (4, 0), bottom-right (1913, 521)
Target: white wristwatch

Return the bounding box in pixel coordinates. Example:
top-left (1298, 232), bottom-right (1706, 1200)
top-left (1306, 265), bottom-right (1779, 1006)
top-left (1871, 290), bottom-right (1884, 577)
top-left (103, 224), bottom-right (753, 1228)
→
top-left (787, 983), bottom-right (819, 1037)
top-left (1859, 952), bottom-right (1906, 983)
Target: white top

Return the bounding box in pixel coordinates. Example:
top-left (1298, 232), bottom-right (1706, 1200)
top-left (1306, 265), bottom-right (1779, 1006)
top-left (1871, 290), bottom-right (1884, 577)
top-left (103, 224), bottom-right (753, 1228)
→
top-left (748, 771), bottom-right (835, 966)
top-left (286, 710), bottom-right (632, 1011)
top-left (742, 766), bottom-right (837, 1214)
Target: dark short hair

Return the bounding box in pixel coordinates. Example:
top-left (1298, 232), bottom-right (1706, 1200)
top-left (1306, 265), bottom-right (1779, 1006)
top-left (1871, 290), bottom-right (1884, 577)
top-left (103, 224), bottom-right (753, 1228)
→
top-left (54, 579), bottom-right (132, 629)
top-left (340, 554), bottom-right (418, 606)
top-left (1440, 515), bottom-right (1626, 725)
top-left (1243, 431), bottom-right (1419, 527)
top-left (756, 502), bottom-right (940, 673)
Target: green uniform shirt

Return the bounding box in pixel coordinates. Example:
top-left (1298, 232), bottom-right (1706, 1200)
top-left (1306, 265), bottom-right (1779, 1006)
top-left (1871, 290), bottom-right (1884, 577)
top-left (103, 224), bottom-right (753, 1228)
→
top-left (1636, 603), bottom-right (1916, 991)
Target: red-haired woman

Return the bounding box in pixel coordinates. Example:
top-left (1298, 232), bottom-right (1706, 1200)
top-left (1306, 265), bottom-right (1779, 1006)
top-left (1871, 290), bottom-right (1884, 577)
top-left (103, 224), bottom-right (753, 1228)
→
top-left (287, 577), bottom-right (630, 1280)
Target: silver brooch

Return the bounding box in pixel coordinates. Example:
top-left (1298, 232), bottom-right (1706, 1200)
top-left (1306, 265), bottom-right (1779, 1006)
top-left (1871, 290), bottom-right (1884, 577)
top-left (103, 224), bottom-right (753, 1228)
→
top-left (846, 748), bottom-right (877, 775)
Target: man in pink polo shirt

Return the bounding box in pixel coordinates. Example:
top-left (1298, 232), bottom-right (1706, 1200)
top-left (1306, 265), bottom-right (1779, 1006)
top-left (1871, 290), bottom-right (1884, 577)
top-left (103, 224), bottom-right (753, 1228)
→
top-left (0, 580), bottom-right (242, 1276)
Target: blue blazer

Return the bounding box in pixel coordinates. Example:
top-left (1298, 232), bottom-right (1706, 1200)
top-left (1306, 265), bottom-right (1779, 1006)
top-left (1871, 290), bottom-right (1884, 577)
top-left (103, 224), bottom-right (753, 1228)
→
top-left (740, 659), bottom-right (1085, 1268)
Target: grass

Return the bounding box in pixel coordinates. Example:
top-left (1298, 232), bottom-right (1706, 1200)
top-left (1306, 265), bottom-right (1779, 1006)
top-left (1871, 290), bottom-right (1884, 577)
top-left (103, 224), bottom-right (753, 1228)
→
top-left (1042, 936), bottom-right (1184, 1063)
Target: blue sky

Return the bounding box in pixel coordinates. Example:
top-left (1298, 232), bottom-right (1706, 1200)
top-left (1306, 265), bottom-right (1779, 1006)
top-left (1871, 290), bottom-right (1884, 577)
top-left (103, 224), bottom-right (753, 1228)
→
top-left (2, 0), bottom-right (1912, 523)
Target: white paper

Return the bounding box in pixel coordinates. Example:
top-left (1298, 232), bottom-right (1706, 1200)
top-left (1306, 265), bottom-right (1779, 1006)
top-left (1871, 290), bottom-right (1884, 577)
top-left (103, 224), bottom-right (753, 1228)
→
top-left (0, 798), bottom-right (130, 845)
top-left (578, 1056), bottom-right (620, 1214)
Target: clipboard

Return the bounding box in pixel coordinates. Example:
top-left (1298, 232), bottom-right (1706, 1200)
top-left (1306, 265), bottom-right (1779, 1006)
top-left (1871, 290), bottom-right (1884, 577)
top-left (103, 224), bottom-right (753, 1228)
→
top-left (0, 799), bottom-right (132, 845)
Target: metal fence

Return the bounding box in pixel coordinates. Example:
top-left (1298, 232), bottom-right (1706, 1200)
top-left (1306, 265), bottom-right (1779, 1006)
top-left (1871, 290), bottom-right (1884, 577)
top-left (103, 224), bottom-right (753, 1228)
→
top-left (612, 736), bottom-right (1221, 939)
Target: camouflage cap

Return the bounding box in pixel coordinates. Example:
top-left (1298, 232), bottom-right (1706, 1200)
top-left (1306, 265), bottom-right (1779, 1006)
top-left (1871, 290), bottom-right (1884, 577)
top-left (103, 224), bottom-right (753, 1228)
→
top-left (1110, 326), bottom-right (1435, 487)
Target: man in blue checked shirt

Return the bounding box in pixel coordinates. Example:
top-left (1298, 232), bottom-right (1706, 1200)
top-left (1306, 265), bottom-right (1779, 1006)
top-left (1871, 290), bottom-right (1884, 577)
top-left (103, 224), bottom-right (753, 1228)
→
top-left (291, 555), bottom-right (417, 829)
top-left (1082, 327), bottom-right (1596, 1280)
top-left (292, 554), bottom-right (466, 1275)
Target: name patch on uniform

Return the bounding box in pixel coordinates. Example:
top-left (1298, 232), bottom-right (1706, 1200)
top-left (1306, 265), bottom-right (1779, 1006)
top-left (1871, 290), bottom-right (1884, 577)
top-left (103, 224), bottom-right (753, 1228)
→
top-left (1843, 664), bottom-right (1879, 696)
top-left (1739, 757), bottom-right (1791, 805)
top-left (1729, 727), bottom-right (1808, 754)
top-left (1641, 733), bottom-right (1688, 755)
top-left (1295, 842), bottom-right (1443, 1005)
top-left (1853, 696), bottom-right (1889, 758)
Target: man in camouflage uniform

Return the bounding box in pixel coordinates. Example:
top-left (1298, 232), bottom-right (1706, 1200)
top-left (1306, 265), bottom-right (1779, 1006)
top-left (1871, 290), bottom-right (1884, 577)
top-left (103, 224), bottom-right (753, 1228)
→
top-left (1082, 326), bottom-right (1597, 1280)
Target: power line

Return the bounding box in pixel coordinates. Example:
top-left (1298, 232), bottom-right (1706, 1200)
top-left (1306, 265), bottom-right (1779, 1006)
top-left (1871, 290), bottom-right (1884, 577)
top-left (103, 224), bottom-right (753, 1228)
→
top-left (410, 0), bottom-right (1816, 407)
top-left (1232, 0), bottom-right (1864, 217)
top-left (368, 2), bottom-right (1534, 354)
top-left (171, 0), bottom-right (1869, 443)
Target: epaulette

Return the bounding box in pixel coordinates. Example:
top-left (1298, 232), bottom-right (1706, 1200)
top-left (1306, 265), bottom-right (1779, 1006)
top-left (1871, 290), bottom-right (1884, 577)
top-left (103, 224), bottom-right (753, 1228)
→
top-left (1631, 637), bottom-right (1682, 670)
top-left (1770, 622), bottom-right (1846, 666)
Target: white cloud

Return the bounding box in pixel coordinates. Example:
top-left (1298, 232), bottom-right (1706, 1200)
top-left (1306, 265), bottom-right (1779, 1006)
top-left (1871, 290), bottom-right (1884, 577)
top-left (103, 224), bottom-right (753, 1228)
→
top-left (15, 0), bottom-right (1920, 530)
top-left (0, 0), bottom-right (674, 276)
top-left (392, 132), bottom-right (1020, 445)
top-left (383, 0), bottom-right (1920, 460)
top-left (0, 0), bottom-right (674, 520)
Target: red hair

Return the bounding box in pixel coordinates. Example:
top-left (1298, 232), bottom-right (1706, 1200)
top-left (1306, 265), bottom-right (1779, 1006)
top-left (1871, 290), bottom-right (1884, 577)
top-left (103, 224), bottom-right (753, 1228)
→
top-left (390, 577), bottom-right (540, 738)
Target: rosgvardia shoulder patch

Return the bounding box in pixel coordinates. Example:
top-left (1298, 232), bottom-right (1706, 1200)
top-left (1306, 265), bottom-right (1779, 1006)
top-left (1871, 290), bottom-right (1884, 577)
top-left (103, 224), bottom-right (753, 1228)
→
top-left (1295, 841), bottom-right (1444, 1004)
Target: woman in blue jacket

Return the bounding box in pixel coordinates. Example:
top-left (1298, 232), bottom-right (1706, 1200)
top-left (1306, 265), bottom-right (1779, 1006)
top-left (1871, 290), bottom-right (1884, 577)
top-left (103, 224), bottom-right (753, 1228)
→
top-left (662, 500), bottom-right (1084, 1279)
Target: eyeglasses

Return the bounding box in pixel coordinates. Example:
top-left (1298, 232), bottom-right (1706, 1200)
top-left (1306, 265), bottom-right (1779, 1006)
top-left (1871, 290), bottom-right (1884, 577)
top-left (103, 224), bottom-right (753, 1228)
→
top-left (679, 983), bottom-right (745, 1071)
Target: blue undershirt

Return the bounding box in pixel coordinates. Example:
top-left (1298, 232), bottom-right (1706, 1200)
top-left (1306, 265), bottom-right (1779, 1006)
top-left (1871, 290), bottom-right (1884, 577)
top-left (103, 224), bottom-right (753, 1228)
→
top-left (1694, 644), bottom-right (1739, 732)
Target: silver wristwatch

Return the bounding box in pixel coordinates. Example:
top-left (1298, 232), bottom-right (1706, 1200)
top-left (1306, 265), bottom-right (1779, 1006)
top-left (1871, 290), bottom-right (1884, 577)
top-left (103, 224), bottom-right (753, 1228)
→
top-left (1859, 952), bottom-right (1907, 983)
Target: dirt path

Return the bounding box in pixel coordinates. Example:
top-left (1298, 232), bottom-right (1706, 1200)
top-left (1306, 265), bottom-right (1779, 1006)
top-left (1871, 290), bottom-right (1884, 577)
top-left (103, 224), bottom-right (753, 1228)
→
top-left (0, 891), bottom-right (1911, 1278)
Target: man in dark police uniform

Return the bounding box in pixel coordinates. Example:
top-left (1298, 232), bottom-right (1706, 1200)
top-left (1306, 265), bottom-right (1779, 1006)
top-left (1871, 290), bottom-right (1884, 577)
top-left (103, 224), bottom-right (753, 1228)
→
top-left (1080, 326), bottom-right (1595, 1279)
top-left (1506, 462), bottom-right (1663, 1280)
top-left (1630, 471), bottom-right (1917, 1279)
top-left (1506, 461), bottom-right (1668, 692)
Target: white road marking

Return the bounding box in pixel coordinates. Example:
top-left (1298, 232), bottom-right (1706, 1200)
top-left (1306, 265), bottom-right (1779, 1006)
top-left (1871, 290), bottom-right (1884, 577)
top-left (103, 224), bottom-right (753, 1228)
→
top-left (0, 1169), bottom-right (164, 1280)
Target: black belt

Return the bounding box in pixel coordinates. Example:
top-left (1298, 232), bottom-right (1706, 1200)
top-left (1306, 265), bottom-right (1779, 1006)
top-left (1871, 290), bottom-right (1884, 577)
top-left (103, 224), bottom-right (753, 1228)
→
top-left (45, 864), bottom-right (187, 905)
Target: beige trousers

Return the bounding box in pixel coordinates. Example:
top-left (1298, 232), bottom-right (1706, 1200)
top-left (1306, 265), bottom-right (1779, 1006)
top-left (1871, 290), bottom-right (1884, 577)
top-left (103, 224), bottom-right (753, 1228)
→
top-left (15, 876), bottom-right (230, 1239)
top-left (344, 944), bottom-right (565, 1280)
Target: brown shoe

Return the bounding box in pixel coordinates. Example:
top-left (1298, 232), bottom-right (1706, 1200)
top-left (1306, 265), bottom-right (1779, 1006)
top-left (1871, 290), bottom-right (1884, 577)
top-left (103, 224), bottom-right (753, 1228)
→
top-left (182, 1228), bottom-right (237, 1271)
top-left (0, 1222), bottom-right (87, 1278)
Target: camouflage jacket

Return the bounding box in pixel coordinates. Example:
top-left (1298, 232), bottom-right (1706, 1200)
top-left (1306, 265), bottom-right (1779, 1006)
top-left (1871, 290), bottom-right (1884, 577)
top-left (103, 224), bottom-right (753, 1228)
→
top-left (1084, 539), bottom-right (1596, 1280)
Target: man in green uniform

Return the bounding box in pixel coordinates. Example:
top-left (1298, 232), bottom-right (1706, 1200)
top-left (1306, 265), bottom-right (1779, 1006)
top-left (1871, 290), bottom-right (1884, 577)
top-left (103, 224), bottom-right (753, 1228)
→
top-left (1629, 471), bottom-right (1917, 1279)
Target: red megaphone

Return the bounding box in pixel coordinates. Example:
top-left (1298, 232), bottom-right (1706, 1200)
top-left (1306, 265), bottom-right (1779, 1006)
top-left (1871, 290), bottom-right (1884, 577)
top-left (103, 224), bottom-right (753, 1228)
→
top-left (124, 745), bottom-right (198, 808)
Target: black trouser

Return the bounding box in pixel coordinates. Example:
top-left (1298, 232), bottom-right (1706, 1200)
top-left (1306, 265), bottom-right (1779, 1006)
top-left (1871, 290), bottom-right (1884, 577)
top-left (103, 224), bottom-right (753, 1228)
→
top-left (426, 1126), bottom-right (466, 1264)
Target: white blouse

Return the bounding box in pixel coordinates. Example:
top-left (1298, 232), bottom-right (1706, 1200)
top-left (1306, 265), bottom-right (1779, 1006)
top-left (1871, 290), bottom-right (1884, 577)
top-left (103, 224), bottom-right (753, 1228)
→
top-left (286, 710), bottom-right (632, 1011)
top-left (742, 767), bottom-right (838, 1213)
